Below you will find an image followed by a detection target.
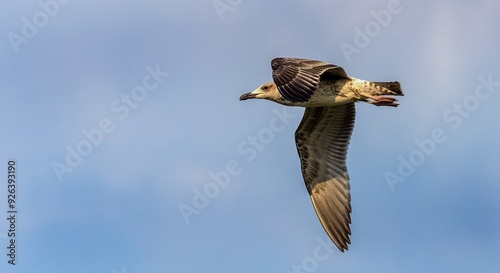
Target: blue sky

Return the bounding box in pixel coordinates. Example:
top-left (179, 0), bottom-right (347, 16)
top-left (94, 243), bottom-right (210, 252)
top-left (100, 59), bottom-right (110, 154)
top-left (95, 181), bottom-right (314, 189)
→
top-left (1, 0), bottom-right (500, 272)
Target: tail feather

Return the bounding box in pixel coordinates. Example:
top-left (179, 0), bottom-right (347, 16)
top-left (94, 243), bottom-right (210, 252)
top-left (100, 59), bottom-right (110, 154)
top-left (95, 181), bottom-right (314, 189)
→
top-left (372, 81), bottom-right (403, 96)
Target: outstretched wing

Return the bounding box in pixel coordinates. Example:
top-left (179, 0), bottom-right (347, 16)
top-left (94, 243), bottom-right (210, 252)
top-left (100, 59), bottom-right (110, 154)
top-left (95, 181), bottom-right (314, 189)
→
top-left (295, 103), bottom-right (356, 252)
top-left (272, 57), bottom-right (349, 103)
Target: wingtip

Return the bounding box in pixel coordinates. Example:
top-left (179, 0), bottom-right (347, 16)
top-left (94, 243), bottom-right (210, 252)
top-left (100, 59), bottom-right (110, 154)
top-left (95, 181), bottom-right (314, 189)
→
top-left (335, 243), bottom-right (349, 252)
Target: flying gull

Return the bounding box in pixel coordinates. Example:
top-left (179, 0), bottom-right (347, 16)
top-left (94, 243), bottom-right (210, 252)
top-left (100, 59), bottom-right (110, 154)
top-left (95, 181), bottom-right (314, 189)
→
top-left (239, 57), bottom-right (403, 252)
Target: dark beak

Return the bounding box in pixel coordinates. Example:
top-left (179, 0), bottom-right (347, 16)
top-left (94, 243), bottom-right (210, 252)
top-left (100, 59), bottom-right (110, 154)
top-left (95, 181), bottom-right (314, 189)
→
top-left (239, 92), bottom-right (256, 101)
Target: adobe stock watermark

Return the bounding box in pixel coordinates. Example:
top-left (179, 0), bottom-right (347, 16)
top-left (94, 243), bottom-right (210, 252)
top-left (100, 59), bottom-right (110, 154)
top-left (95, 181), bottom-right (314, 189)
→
top-left (213, 0), bottom-right (243, 21)
top-left (178, 106), bottom-right (298, 224)
top-left (340, 0), bottom-right (408, 63)
top-left (51, 65), bottom-right (169, 182)
top-left (385, 74), bottom-right (500, 192)
top-left (283, 237), bottom-right (336, 273)
top-left (7, 0), bottom-right (71, 54)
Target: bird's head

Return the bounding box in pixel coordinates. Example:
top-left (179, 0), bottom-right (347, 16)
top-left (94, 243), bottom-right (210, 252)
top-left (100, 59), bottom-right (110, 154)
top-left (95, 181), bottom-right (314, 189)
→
top-left (239, 82), bottom-right (281, 102)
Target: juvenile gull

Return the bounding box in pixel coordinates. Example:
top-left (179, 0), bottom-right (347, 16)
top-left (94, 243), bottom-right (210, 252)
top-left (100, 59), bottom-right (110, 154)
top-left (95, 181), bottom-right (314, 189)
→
top-left (239, 57), bottom-right (403, 252)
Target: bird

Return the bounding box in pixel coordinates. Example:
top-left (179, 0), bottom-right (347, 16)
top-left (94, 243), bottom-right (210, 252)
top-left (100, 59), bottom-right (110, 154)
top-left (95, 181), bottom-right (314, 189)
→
top-left (239, 57), bottom-right (403, 252)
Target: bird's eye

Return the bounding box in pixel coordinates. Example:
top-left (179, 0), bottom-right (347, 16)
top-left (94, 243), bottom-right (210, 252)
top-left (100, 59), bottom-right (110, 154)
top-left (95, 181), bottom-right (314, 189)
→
top-left (262, 85), bottom-right (269, 91)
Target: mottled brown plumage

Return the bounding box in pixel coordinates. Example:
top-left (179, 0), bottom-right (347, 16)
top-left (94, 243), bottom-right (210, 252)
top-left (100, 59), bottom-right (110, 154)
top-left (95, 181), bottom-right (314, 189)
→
top-left (240, 57), bottom-right (403, 251)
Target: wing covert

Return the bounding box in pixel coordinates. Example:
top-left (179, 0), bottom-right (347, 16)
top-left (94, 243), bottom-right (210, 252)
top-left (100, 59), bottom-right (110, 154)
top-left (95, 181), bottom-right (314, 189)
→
top-left (271, 58), bottom-right (349, 103)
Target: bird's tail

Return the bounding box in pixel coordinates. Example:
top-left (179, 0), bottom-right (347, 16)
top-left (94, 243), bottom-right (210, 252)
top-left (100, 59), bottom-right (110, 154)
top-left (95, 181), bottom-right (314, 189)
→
top-left (370, 81), bottom-right (403, 96)
top-left (352, 79), bottom-right (403, 107)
